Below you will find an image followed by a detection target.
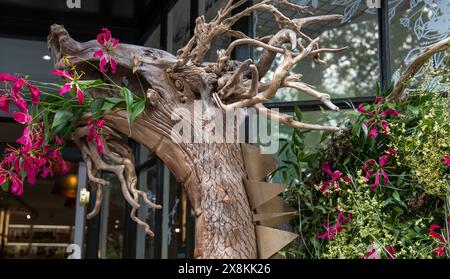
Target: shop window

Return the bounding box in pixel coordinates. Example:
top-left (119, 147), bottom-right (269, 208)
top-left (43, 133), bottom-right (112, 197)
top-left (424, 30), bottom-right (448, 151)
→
top-left (254, 1), bottom-right (379, 102)
top-left (389, 1), bottom-right (450, 84)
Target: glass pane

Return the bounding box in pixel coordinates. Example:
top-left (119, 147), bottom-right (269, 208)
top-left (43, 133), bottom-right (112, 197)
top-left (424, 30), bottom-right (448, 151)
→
top-left (389, 1), bottom-right (450, 85)
top-left (99, 174), bottom-right (125, 259)
top-left (253, 1), bottom-right (379, 102)
top-left (139, 164), bottom-right (159, 259)
top-left (200, 0), bottom-right (231, 62)
top-left (256, 109), bottom-right (356, 156)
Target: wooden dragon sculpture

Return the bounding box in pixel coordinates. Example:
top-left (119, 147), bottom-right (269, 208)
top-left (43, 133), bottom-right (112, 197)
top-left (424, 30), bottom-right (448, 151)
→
top-left (46, 0), bottom-right (450, 259)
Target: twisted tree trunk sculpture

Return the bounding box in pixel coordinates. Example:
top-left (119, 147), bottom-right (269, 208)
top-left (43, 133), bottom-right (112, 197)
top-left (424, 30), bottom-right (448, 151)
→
top-left (46, 0), bottom-right (450, 259)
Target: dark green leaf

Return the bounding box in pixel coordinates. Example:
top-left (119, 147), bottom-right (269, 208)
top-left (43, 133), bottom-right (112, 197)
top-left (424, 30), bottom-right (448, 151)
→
top-left (77, 79), bottom-right (103, 88)
top-left (130, 100), bottom-right (146, 126)
top-left (294, 106), bottom-right (302, 122)
top-left (52, 110), bottom-right (74, 129)
top-left (1, 179), bottom-right (9, 192)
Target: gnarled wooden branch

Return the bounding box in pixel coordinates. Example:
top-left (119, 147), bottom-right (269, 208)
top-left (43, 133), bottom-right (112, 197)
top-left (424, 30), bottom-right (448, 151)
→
top-left (71, 123), bottom-right (161, 236)
top-left (387, 37), bottom-right (450, 103)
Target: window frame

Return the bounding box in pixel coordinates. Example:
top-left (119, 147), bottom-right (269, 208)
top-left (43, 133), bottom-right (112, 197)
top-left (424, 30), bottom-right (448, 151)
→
top-left (257, 2), bottom-right (393, 113)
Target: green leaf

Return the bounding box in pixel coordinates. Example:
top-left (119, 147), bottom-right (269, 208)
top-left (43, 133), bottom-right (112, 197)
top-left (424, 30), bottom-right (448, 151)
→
top-left (120, 87), bottom-right (135, 131)
top-left (361, 123), bottom-right (368, 137)
top-left (1, 179), bottom-right (9, 192)
top-left (294, 106), bottom-right (302, 122)
top-left (52, 110), bottom-right (74, 129)
top-left (130, 100), bottom-right (146, 126)
top-left (105, 97), bottom-right (125, 104)
top-left (90, 99), bottom-right (105, 118)
top-left (77, 79), bottom-right (103, 88)
top-left (120, 87), bottom-right (134, 109)
top-left (392, 191), bottom-right (401, 202)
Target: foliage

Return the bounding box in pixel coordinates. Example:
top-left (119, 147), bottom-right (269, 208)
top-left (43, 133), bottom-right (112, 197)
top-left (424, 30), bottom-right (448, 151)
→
top-left (276, 67), bottom-right (450, 259)
top-left (0, 28), bottom-right (146, 196)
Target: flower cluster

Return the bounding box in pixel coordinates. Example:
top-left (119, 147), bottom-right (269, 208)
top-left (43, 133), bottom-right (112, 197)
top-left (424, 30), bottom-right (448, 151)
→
top-left (429, 221), bottom-right (449, 257)
top-left (0, 73), bottom-right (41, 124)
top-left (51, 70), bottom-right (85, 105)
top-left (444, 155), bottom-right (450, 166)
top-left (362, 148), bottom-right (397, 190)
top-left (0, 124), bottom-right (68, 196)
top-left (86, 119), bottom-right (105, 154)
top-left (316, 211), bottom-right (352, 240)
top-left (362, 245), bottom-right (396, 259)
top-left (319, 162), bottom-right (351, 195)
top-left (358, 97), bottom-right (399, 138)
top-left (93, 28), bottom-right (119, 74)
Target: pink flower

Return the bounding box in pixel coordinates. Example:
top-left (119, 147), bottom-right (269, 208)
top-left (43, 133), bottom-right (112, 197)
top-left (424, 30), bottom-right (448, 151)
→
top-left (9, 172), bottom-right (23, 196)
top-left (443, 155), bottom-right (450, 166)
top-left (430, 224), bottom-right (445, 243)
top-left (0, 73), bottom-right (18, 82)
top-left (362, 246), bottom-right (380, 259)
top-left (386, 246), bottom-right (396, 259)
top-left (0, 73), bottom-right (37, 123)
top-left (51, 70), bottom-right (85, 105)
top-left (93, 28), bottom-right (119, 74)
top-left (55, 135), bottom-right (64, 146)
top-left (16, 126), bottom-right (32, 153)
top-left (0, 168), bottom-right (7, 186)
top-left (358, 97), bottom-right (399, 138)
top-left (317, 211), bottom-right (352, 240)
top-left (13, 111), bottom-right (32, 124)
top-left (86, 119), bottom-right (105, 154)
top-left (430, 224), bottom-right (447, 257)
top-left (319, 162), bottom-right (351, 195)
top-left (435, 246), bottom-right (445, 257)
top-left (2, 75), bottom-right (41, 105)
top-left (52, 149), bottom-right (69, 175)
top-left (0, 94), bottom-right (10, 114)
top-left (363, 148), bottom-right (396, 190)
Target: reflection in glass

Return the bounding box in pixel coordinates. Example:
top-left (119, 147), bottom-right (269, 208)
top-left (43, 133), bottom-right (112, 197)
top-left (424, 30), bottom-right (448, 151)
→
top-left (254, 2), bottom-right (379, 101)
top-left (390, 1), bottom-right (449, 84)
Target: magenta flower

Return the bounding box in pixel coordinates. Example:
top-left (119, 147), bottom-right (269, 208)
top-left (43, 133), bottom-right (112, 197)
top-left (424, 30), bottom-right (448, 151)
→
top-left (55, 135), bottom-right (64, 146)
top-left (430, 224), bottom-right (445, 243)
top-left (386, 246), bottom-right (397, 259)
top-left (93, 28), bottom-right (119, 74)
top-left (86, 119), bottom-right (105, 154)
top-left (13, 111), bottom-right (32, 124)
top-left (362, 246), bottom-right (380, 259)
top-left (9, 172), bottom-right (24, 196)
top-left (0, 94), bottom-right (10, 114)
top-left (320, 162), bottom-right (351, 195)
top-left (444, 155), bottom-right (450, 166)
top-left (429, 224), bottom-right (447, 257)
top-left (358, 97), bottom-right (399, 138)
top-left (51, 70), bottom-right (85, 105)
top-left (317, 211), bottom-right (352, 240)
top-left (0, 73), bottom-right (18, 82)
top-left (362, 148), bottom-right (396, 190)
top-left (0, 73), bottom-right (37, 124)
top-left (0, 73), bottom-right (41, 105)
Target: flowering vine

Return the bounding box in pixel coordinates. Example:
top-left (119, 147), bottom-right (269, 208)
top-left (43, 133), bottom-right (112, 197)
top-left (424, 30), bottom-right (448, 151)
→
top-left (429, 222), bottom-right (449, 257)
top-left (316, 211), bottom-right (352, 240)
top-left (362, 148), bottom-right (397, 190)
top-left (358, 97), bottom-right (399, 138)
top-left (51, 70), bottom-right (85, 105)
top-left (0, 27), bottom-right (146, 198)
top-left (86, 119), bottom-right (106, 154)
top-left (93, 28), bottom-right (119, 74)
top-left (319, 162), bottom-right (351, 195)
